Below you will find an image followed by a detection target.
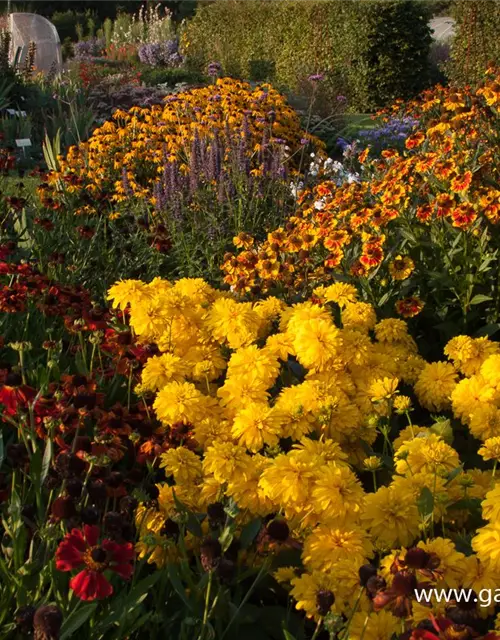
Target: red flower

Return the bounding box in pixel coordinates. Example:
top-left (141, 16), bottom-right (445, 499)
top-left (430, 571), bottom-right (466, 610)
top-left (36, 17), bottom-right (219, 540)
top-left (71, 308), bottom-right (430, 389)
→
top-left (395, 296), bottom-right (424, 318)
top-left (55, 525), bottom-right (134, 601)
top-left (0, 373), bottom-right (36, 415)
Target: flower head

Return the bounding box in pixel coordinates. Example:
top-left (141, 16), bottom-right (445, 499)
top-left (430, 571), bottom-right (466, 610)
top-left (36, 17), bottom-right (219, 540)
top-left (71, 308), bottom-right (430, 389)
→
top-left (55, 525), bottom-right (134, 600)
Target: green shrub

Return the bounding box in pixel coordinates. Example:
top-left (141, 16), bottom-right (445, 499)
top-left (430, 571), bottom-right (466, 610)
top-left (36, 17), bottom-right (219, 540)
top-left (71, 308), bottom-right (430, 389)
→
top-left (51, 9), bottom-right (101, 42)
top-left (183, 0), bottom-right (432, 113)
top-left (429, 0), bottom-right (453, 16)
top-left (137, 65), bottom-right (205, 87)
top-left (448, 0), bottom-right (500, 86)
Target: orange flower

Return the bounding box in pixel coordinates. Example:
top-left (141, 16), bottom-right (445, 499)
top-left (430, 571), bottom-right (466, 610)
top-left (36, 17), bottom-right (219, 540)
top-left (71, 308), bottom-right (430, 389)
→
top-left (350, 260), bottom-right (368, 277)
top-left (360, 243), bottom-right (384, 268)
top-left (405, 131), bottom-right (425, 149)
top-left (233, 232), bottom-right (255, 249)
top-left (451, 203), bottom-right (477, 229)
top-left (358, 147), bottom-right (370, 163)
top-left (395, 296), bottom-right (424, 318)
top-left (450, 171), bottom-right (472, 193)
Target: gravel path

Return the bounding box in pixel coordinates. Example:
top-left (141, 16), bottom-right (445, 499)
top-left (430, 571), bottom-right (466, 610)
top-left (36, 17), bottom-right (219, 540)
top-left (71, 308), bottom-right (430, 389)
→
top-left (430, 16), bottom-right (455, 41)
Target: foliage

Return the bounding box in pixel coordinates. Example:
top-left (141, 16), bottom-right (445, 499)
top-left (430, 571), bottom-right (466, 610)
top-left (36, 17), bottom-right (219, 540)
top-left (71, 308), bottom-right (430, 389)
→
top-left (137, 65), bottom-right (204, 87)
top-left (183, 0), bottom-right (433, 113)
top-left (448, 0), bottom-right (500, 86)
top-left (51, 10), bottom-right (101, 43)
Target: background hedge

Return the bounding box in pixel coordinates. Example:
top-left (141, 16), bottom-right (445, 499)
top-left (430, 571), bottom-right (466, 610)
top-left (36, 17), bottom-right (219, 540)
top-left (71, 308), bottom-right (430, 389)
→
top-left (449, 0), bottom-right (500, 86)
top-left (183, 0), bottom-right (432, 113)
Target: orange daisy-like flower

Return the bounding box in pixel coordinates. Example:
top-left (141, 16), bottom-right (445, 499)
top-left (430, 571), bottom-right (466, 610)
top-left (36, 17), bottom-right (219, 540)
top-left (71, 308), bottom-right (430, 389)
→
top-left (405, 131), bottom-right (425, 150)
top-left (360, 243), bottom-right (384, 268)
top-left (324, 247), bottom-right (344, 269)
top-left (395, 296), bottom-right (424, 318)
top-left (350, 259), bottom-right (368, 277)
top-left (233, 232), bottom-right (255, 249)
top-left (451, 203), bottom-right (477, 229)
top-left (358, 147), bottom-right (370, 163)
top-left (450, 171), bottom-right (472, 193)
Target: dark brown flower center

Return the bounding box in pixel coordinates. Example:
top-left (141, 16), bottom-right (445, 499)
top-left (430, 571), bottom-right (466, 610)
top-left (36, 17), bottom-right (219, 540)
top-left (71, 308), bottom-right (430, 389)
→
top-left (91, 547), bottom-right (107, 564)
top-left (83, 546), bottom-right (108, 571)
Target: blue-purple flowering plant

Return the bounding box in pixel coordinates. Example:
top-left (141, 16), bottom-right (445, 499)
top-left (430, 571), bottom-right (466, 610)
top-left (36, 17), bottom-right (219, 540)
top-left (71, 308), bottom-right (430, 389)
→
top-left (152, 116), bottom-right (296, 280)
top-left (356, 116), bottom-right (419, 153)
top-left (137, 39), bottom-right (184, 67)
top-left (73, 38), bottom-right (106, 61)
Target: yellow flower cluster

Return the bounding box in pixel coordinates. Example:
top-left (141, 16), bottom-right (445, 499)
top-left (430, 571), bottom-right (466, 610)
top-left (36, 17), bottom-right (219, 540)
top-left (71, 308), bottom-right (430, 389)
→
top-left (108, 277), bottom-right (500, 630)
top-left (47, 78), bottom-right (322, 208)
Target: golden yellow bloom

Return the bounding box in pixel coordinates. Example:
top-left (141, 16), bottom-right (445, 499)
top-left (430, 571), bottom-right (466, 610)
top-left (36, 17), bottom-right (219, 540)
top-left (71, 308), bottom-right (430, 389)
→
top-left (479, 437), bottom-right (500, 462)
top-left (362, 485), bottom-right (420, 548)
top-left (290, 572), bottom-right (337, 620)
top-left (414, 361), bottom-right (458, 411)
top-left (369, 376), bottom-right (399, 403)
top-left (349, 611), bottom-right (400, 640)
top-left (154, 381), bottom-right (219, 426)
top-left (159, 447), bottom-right (202, 485)
top-left (389, 254), bottom-right (415, 280)
top-left (140, 353), bottom-right (191, 392)
top-left (393, 395), bottom-right (412, 413)
top-left (302, 525), bottom-right (373, 572)
top-left (231, 402), bottom-right (285, 452)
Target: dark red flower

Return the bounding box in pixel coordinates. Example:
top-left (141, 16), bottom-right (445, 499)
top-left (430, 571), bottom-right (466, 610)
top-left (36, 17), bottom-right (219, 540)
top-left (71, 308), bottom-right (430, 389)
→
top-left (0, 373), bottom-right (36, 415)
top-left (55, 525), bottom-right (134, 601)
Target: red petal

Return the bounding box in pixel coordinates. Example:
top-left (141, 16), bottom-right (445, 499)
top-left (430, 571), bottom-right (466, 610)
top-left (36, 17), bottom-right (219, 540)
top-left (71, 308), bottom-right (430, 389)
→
top-left (84, 525), bottom-right (100, 547)
top-left (55, 540), bottom-right (84, 571)
top-left (111, 562), bottom-right (134, 580)
top-left (103, 540), bottom-right (135, 563)
top-left (70, 570), bottom-right (113, 601)
top-left (66, 528), bottom-right (87, 552)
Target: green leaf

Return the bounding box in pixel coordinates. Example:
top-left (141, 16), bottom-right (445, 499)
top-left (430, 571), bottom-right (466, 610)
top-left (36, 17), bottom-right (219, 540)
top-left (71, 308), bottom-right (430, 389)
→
top-left (449, 498), bottom-right (482, 511)
top-left (60, 603), bottom-right (98, 639)
top-left (417, 487), bottom-right (434, 518)
top-left (30, 448), bottom-right (42, 484)
top-left (283, 632), bottom-right (298, 640)
top-left (41, 438), bottom-right (53, 484)
top-left (474, 323), bottom-right (500, 338)
top-left (239, 518), bottom-right (262, 549)
top-left (125, 572), bottom-right (162, 608)
top-left (469, 294), bottom-right (493, 305)
top-left (185, 512), bottom-right (203, 538)
top-left (444, 466), bottom-right (463, 486)
top-left (377, 292), bottom-right (391, 307)
top-left (167, 564), bottom-right (193, 610)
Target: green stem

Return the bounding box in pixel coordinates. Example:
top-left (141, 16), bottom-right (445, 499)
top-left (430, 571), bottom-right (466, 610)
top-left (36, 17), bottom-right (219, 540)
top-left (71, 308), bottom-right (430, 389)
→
top-left (198, 570), bottom-right (213, 640)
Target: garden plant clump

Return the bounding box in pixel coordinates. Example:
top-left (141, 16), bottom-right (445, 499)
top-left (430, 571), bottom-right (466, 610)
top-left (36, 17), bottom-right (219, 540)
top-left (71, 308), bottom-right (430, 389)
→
top-left (4, 1), bottom-right (500, 638)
